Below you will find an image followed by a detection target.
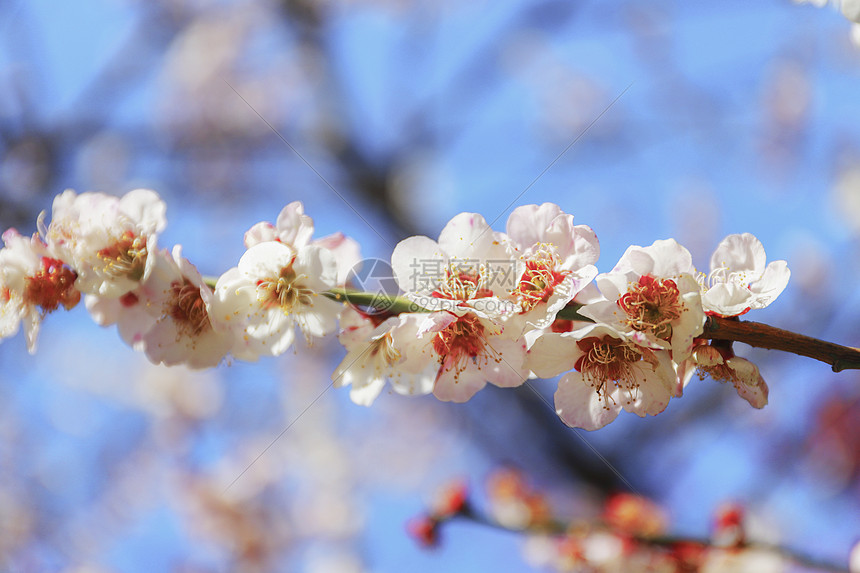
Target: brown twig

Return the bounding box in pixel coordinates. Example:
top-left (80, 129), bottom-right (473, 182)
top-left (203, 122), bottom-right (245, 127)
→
top-left (701, 316), bottom-right (860, 373)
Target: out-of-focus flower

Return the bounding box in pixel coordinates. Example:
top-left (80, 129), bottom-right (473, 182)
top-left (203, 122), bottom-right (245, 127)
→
top-left (713, 502), bottom-right (746, 547)
top-left (213, 241), bottom-right (342, 361)
top-left (698, 233), bottom-right (789, 318)
top-left (43, 189), bottom-right (166, 297)
top-left (332, 307), bottom-right (434, 405)
top-left (0, 229), bottom-right (80, 353)
top-left (693, 344), bottom-right (769, 408)
top-left (244, 201), bottom-right (361, 284)
top-left (529, 324), bottom-right (676, 430)
top-left (140, 246), bottom-right (231, 369)
top-left (581, 239), bottom-right (704, 362)
top-left (603, 493), bottom-right (668, 538)
top-left (486, 468), bottom-right (552, 529)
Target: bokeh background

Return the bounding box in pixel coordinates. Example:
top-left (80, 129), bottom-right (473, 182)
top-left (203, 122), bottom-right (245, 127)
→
top-left (2, 0), bottom-right (860, 571)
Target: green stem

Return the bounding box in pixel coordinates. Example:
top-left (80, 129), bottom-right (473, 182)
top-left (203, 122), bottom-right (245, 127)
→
top-left (324, 287), bottom-right (431, 315)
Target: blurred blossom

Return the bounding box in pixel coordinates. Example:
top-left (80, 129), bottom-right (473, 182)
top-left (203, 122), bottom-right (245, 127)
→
top-left (834, 165), bottom-right (860, 235)
top-left (759, 60), bottom-right (812, 169)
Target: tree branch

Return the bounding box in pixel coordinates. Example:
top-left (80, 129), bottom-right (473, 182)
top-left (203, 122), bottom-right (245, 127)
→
top-left (702, 316), bottom-right (860, 372)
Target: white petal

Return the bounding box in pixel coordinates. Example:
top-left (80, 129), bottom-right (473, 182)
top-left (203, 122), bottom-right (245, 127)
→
top-left (391, 235), bottom-right (445, 295)
top-left (294, 245), bottom-right (338, 292)
top-left (484, 337), bottom-right (528, 388)
top-left (710, 233), bottom-right (766, 276)
top-left (526, 332), bottom-right (580, 378)
top-left (433, 364), bottom-right (487, 402)
top-left (238, 241), bottom-right (296, 280)
top-left (555, 371), bottom-right (621, 430)
top-left (118, 188), bottom-right (167, 234)
top-left (437, 212), bottom-right (496, 260)
top-left (748, 260), bottom-right (790, 310)
top-left (701, 282), bottom-right (754, 317)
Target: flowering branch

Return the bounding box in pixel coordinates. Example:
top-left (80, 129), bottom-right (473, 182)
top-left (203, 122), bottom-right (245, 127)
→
top-left (410, 474), bottom-right (853, 573)
top-left (449, 508), bottom-right (851, 573)
top-left (316, 289), bottom-right (860, 372)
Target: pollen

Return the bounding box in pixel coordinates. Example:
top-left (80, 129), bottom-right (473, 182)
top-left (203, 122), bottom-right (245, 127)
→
top-left (168, 279), bottom-right (211, 337)
top-left (512, 243), bottom-right (568, 312)
top-left (432, 263), bottom-right (492, 301)
top-left (432, 313), bottom-right (499, 380)
top-left (574, 335), bottom-right (642, 403)
top-left (256, 264), bottom-right (314, 313)
top-left (618, 274), bottom-right (682, 341)
top-left (97, 231), bottom-right (148, 281)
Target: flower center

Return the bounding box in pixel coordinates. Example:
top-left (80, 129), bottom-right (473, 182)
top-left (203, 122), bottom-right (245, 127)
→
top-left (432, 264), bottom-right (493, 301)
top-left (618, 274), bottom-right (682, 341)
top-left (574, 335), bottom-right (643, 402)
top-left (257, 265), bottom-right (314, 313)
top-left (512, 243), bottom-right (568, 311)
top-left (432, 314), bottom-right (492, 375)
top-left (168, 280), bottom-right (211, 337)
top-left (97, 231), bottom-right (148, 281)
top-left (23, 257), bottom-right (81, 313)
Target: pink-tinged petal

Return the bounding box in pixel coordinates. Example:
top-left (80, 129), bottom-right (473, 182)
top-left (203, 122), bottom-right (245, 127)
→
top-left (275, 201), bottom-right (315, 247)
top-left (555, 371), bottom-right (621, 430)
top-left (710, 233), bottom-right (766, 276)
top-left (391, 235), bottom-right (446, 295)
top-left (526, 332), bottom-right (580, 378)
top-left (563, 224), bottom-right (600, 270)
top-left (748, 260), bottom-right (790, 309)
top-left (506, 203), bottom-right (563, 250)
top-left (314, 232), bottom-right (362, 285)
top-left (437, 212), bottom-right (495, 260)
top-left (336, 307), bottom-right (376, 350)
top-left (645, 239), bottom-right (696, 277)
top-left (416, 311), bottom-right (458, 336)
top-left (433, 364), bottom-right (487, 402)
top-left (726, 357), bottom-right (769, 408)
top-left (484, 338), bottom-right (528, 388)
top-left (243, 222), bottom-right (277, 248)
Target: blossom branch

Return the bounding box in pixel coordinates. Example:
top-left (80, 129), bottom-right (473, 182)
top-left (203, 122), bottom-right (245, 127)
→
top-left (446, 507), bottom-right (851, 573)
top-left (701, 316), bottom-right (860, 373)
top-left (312, 288), bottom-right (860, 372)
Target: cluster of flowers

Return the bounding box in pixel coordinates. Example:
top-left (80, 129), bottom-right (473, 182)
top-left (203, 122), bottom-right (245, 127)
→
top-left (408, 470), bottom-right (794, 573)
top-left (0, 190), bottom-right (789, 430)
